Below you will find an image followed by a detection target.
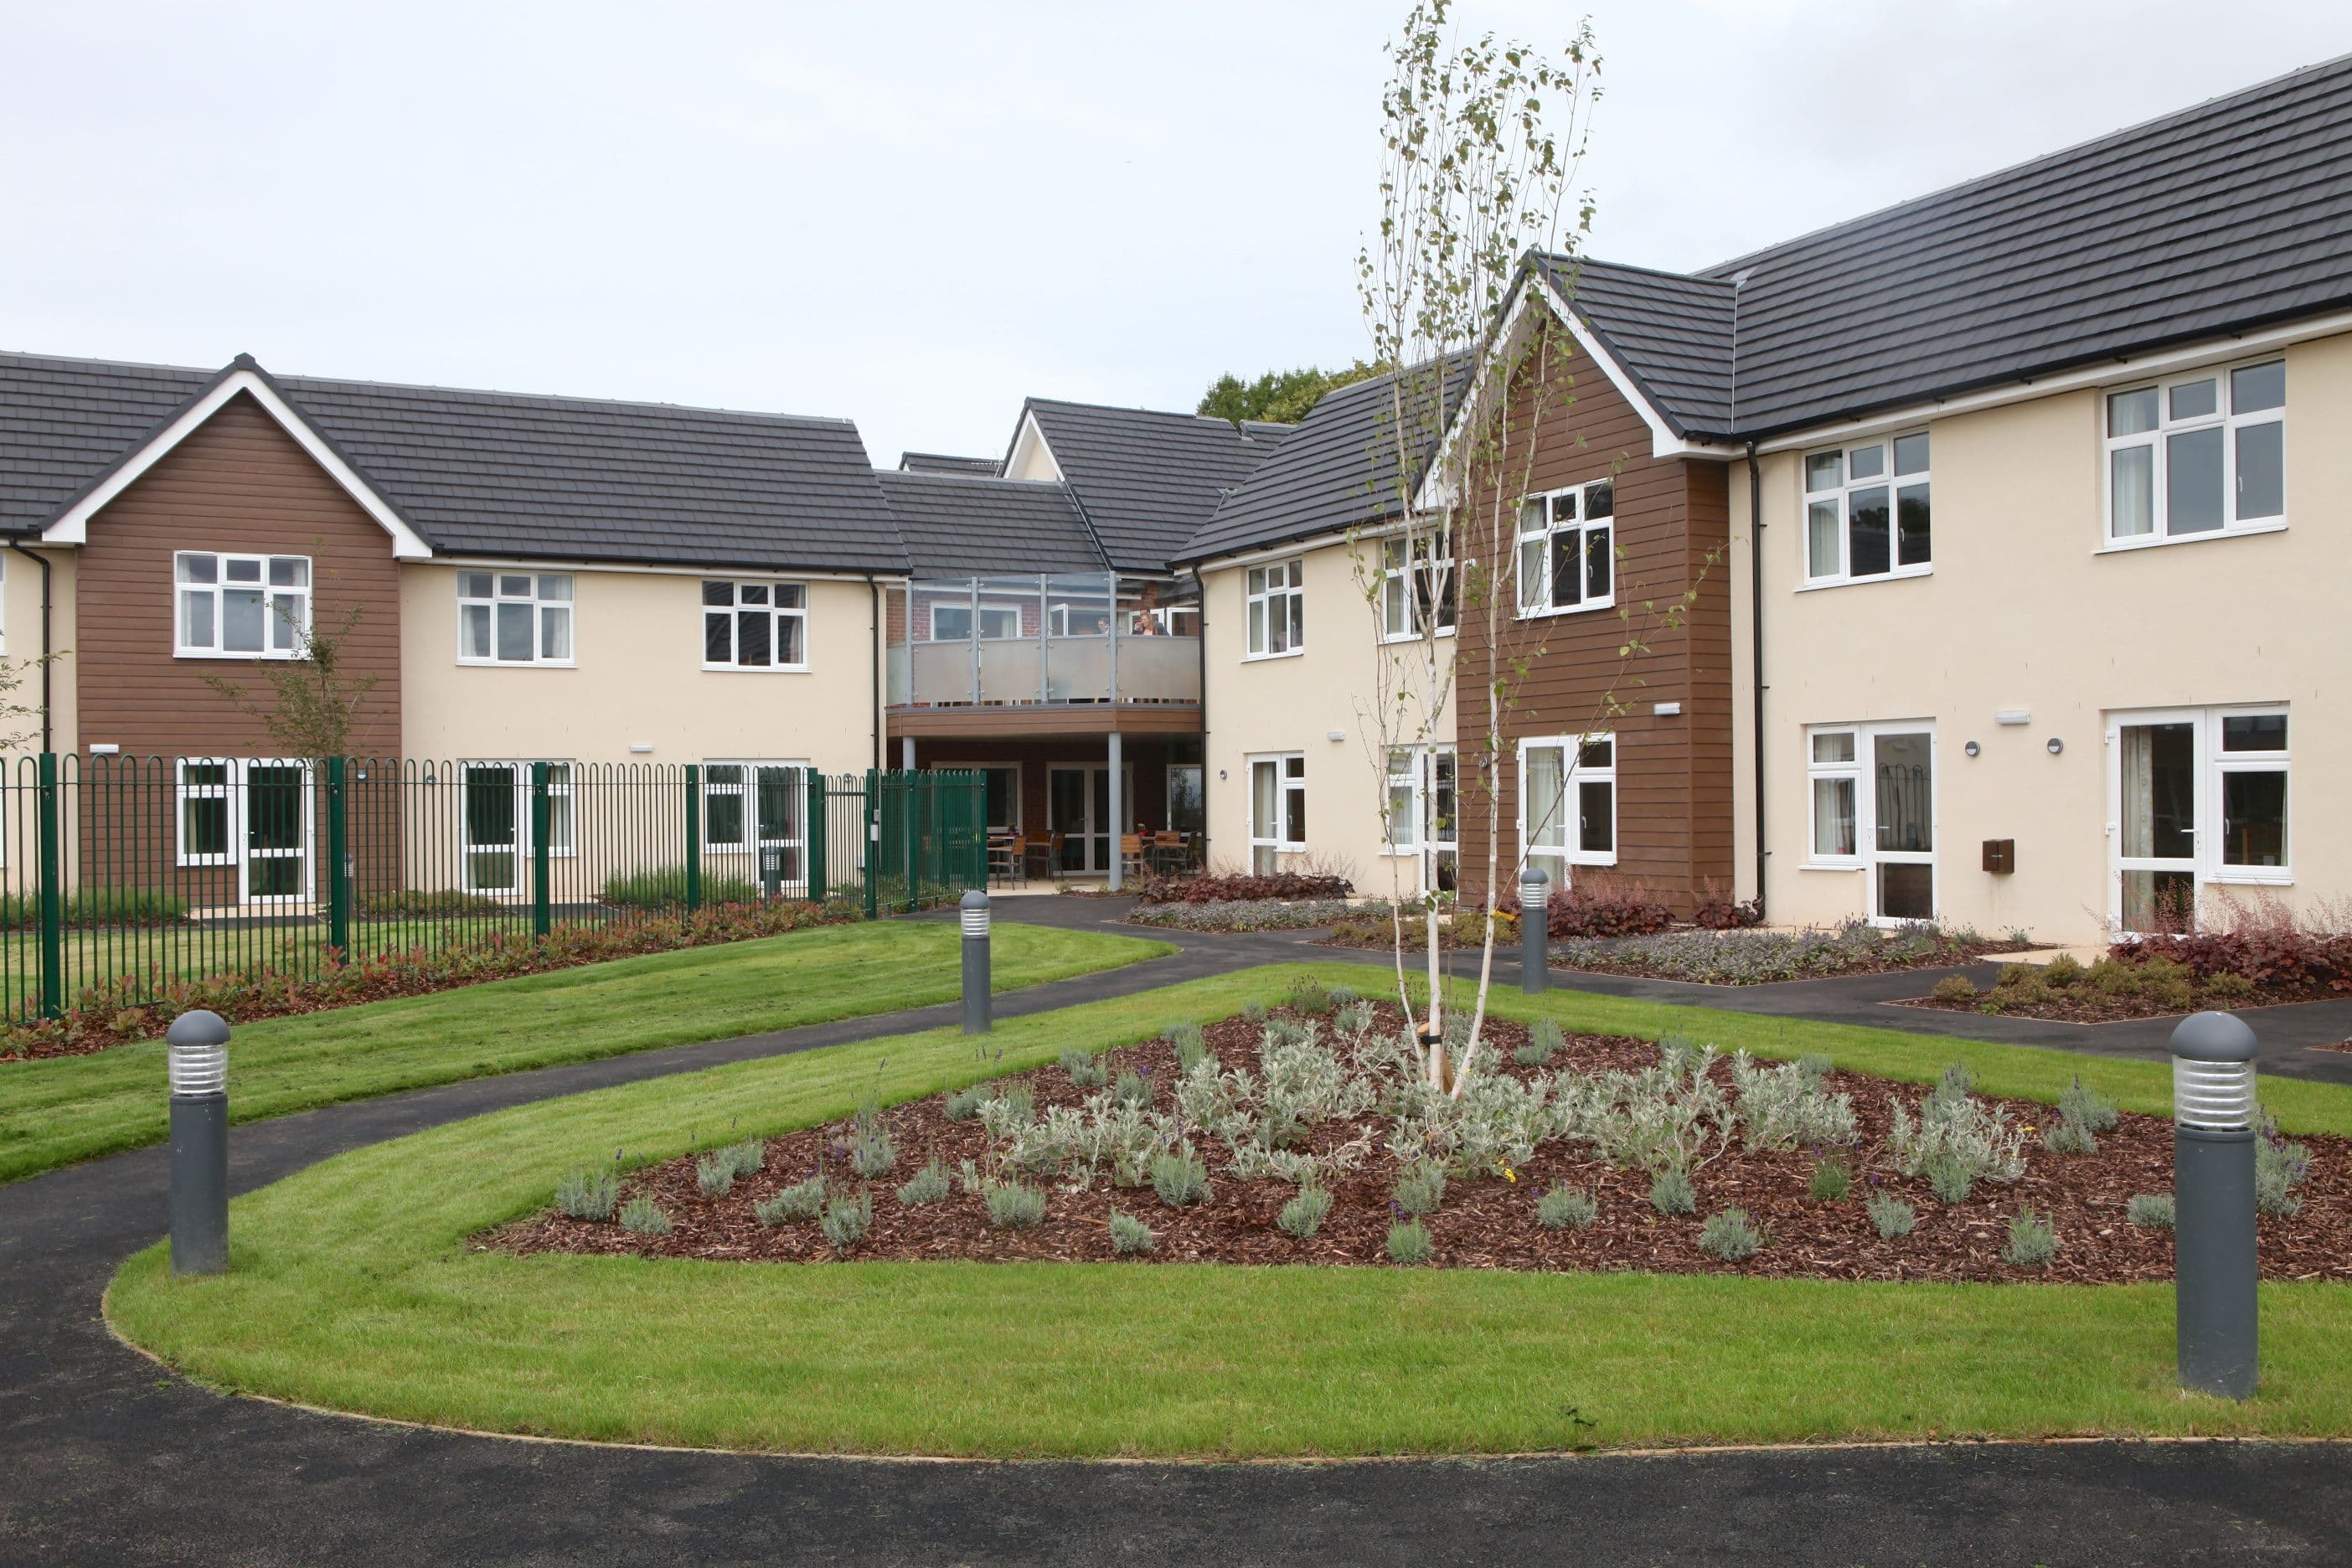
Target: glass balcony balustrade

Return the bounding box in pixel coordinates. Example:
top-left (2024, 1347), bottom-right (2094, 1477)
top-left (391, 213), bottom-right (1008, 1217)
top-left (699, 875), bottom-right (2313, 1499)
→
top-left (885, 574), bottom-right (1201, 708)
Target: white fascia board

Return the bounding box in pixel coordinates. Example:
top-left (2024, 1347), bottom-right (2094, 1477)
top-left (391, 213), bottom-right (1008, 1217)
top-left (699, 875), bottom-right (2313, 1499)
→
top-left (1190, 528), bottom-right (1358, 574)
top-left (1749, 307), bottom-right (2352, 456)
top-left (42, 369), bottom-right (434, 559)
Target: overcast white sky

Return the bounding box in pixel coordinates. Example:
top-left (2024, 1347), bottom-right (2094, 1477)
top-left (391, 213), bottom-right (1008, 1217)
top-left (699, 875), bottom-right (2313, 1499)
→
top-left (5, 3), bottom-right (2349, 466)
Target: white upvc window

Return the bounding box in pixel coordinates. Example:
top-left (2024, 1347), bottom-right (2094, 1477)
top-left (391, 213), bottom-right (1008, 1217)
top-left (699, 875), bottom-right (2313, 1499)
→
top-left (458, 571), bottom-right (574, 665)
top-left (1244, 560), bottom-right (1304, 657)
top-left (2103, 358), bottom-right (2285, 545)
top-left (458, 761), bottom-right (576, 894)
top-left (1518, 734), bottom-right (1616, 889)
top-left (1803, 434), bottom-right (1931, 585)
top-left (703, 580), bottom-right (807, 670)
top-left (1516, 477), bottom-right (1615, 616)
top-left (1247, 753), bottom-right (1306, 871)
top-left (703, 760), bottom-right (807, 885)
top-left (175, 552), bottom-right (311, 658)
top-left (175, 759), bottom-right (235, 866)
top-left (1385, 745), bottom-right (1459, 890)
top-left (1381, 529), bottom-right (1456, 640)
top-left (1804, 721), bottom-right (1937, 924)
top-left (2110, 706), bottom-right (2289, 932)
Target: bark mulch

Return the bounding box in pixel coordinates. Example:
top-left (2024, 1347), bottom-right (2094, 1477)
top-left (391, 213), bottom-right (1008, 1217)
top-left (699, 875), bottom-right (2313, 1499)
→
top-left (1896, 980), bottom-right (2343, 1024)
top-left (1542, 937), bottom-right (2038, 988)
top-left (490, 1003), bottom-right (2350, 1286)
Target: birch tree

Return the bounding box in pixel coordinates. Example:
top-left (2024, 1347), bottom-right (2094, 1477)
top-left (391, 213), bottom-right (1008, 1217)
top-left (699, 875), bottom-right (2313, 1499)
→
top-left (1352, 0), bottom-right (1599, 1089)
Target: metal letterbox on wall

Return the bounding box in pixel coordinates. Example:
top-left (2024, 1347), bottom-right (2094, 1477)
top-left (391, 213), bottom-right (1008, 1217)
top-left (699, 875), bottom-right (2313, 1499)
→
top-left (1982, 838), bottom-right (2015, 875)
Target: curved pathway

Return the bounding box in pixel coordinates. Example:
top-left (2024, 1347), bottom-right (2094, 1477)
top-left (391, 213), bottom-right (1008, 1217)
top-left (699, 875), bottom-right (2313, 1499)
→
top-left (4, 910), bottom-right (2349, 1565)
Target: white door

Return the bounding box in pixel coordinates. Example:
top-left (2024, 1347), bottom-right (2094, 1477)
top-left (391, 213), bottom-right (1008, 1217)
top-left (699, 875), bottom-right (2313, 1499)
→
top-left (2111, 712), bottom-right (2200, 932)
top-left (237, 761), bottom-right (314, 906)
top-left (1868, 730), bottom-right (1936, 923)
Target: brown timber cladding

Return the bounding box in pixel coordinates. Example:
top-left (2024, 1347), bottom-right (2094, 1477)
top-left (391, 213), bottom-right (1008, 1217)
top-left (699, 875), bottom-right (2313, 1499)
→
top-left (1454, 324), bottom-right (1734, 914)
top-left (72, 392), bottom-right (405, 903)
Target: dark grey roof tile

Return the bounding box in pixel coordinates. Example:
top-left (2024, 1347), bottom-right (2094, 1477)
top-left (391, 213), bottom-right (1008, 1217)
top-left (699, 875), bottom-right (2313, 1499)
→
top-left (874, 469), bottom-right (1104, 575)
top-left (1020, 399), bottom-right (1291, 572)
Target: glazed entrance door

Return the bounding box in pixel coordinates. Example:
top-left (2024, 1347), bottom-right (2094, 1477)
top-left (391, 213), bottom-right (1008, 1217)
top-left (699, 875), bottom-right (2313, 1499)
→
top-left (2113, 716), bottom-right (2200, 931)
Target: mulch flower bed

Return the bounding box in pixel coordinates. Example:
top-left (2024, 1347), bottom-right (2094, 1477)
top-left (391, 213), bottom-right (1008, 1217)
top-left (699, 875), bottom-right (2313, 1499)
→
top-left (1, 899), bottom-right (855, 1063)
top-left (1898, 977), bottom-right (2342, 1024)
top-left (493, 1003), bottom-right (2349, 1285)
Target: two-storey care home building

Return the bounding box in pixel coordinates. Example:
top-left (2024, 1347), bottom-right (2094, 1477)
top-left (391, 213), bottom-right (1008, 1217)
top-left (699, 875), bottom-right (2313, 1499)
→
top-left (8, 57), bottom-right (2347, 936)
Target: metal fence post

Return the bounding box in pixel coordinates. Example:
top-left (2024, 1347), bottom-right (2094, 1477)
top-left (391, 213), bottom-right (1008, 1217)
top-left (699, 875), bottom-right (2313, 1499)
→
top-left (2172, 1010), bottom-right (2261, 1399)
top-left (1519, 866), bottom-right (1549, 994)
top-left (683, 764), bottom-right (702, 912)
top-left (865, 771), bottom-right (884, 921)
top-left (325, 756), bottom-right (351, 957)
top-left (167, 1008), bottom-right (231, 1276)
top-left (904, 771), bottom-right (919, 915)
top-left (806, 769), bottom-right (828, 904)
top-left (530, 760), bottom-right (552, 938)
top-left (961, 890), bottom-right (991, 1034)
top-left (36, 750), bottom-right (62, 1019)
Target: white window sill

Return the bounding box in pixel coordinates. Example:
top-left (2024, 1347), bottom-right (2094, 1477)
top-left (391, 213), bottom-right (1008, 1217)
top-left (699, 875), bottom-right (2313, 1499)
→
top-left (1794, 566), bottom-right (1932, 594)
top-left (174, 648), bottom-right (305, 662)
top-left (1798, 860), bottom-right (1864, 872)
top-left (2094, 518), bottom-right (2287, 555)
top-left (1380, 627), bottom-right (1458, 645)
top-left (1242, 648), bottom-right (1305, 663)
top-left (699, 663), bottom-right (812, 675)
top-left (2210, 869), bottom-right (2293, 887)
top-left (457, 658), bottom-right (578, 669)
top-left (1516, 601), bottom-right (1616, 622)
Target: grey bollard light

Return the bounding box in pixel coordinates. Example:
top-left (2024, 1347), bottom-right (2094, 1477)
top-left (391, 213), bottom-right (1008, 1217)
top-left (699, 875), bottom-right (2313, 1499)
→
top-left (1519, 867), bottom-right (1549, 994)
top-left (167, 1008), bottom-right (232, 1277)
top-left (2171, 1009), bottom-right (2260, 1400)
top-left (960, 889), bottom-right (992, 1035)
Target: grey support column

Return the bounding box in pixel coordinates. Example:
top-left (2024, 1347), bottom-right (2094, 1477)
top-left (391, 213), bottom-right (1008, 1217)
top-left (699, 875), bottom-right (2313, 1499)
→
top-left (960, 890), bottom-right (992, 1034)
top-left (167, 1008), bottom-right (231, 1276)
top-left (2171, 1010), bottom-right (2260, 1400)
top-left (1106, 730), bottom-right (1124, 891)
top-left (900, 736), bottom-right (916, 771)
top-left (1519, 867), bottom-right (1549, 993)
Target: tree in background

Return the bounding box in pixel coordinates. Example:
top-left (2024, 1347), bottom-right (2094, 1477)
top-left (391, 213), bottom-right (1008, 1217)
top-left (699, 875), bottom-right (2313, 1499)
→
top-left (204, 604), bottom-right (380, 761)
top-left (1197, 363), bottom-right (1380, 426)
top-left (1354, 0), bottom-right (1601, 1092)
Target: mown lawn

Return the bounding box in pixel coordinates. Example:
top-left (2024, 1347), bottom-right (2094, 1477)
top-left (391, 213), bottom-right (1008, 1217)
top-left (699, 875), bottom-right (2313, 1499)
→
top-left (107, 964), bottom-right (2352, 1458)
top-left (3, 921), bottom-right (1166, 1184)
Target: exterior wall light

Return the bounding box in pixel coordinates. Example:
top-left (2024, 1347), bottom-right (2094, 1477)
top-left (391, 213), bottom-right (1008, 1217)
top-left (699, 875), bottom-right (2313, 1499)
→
top-left (167, 1008), bottom-right (232, 1276)
top-left (2046, 737), bottom-right (2065, 755)
top-left (1963, 740), bottom-right (1982, 757)
top-left (960, 890), bottom-right (992, 1035)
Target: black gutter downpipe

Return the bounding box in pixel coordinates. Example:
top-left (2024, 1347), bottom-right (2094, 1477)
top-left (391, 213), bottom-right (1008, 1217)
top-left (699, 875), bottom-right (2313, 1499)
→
top-left (1193, 568), bottom-right (1209, 857)
top-left (1745, 442), bottom-right (1765, 911)
top-left (867, 574), bottom-right (883, 775)
top-left (8, 539), bottom-right (52, 752)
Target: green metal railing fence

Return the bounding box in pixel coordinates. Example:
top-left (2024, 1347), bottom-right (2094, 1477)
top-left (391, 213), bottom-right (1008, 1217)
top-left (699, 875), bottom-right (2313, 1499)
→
top-left (0, 756), bottom-right (983, 1024)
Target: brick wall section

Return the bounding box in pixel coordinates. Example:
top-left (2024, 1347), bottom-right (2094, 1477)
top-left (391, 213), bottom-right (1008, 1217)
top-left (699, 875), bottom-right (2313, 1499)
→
top-left (1453, 325), bottom-right (1734, 913)
top-left (75, 391), bottom-right (405, 759)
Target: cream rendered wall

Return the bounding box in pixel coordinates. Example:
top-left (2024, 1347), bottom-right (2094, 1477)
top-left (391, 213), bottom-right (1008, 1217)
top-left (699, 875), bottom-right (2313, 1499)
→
top-left (399, 565), bottom-right (880, 776)
top-left (1201, 539), bottom-right (1455, 897)
top-left (3, 546), bottom-right (77, 756)
top-left (1740, 332), bottom-right (2352, 946)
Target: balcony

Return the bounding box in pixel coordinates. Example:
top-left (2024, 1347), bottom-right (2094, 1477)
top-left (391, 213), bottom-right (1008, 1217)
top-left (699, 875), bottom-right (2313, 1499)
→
top-left (886, 575), bottom-right (1200, 731)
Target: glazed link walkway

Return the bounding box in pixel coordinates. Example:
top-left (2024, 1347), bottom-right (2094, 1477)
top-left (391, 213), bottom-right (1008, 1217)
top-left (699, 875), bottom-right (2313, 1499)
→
top-left (4, 911), bottom-right (2349, 1565)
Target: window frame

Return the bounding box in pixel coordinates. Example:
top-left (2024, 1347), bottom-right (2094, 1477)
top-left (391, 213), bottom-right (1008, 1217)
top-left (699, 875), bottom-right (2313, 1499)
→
top-left (1515, 477), bottom-right (1617, 618)
top-left (1803, 720), bottom-right (1939, 926)
top-left (1246, 752), bottom-right (1306, 870)
top-left (1380, 527), bottom-right (1457, 642)
top-left (701, 759), bottom-right (809, 864)
top-left (1516, 732), bottom-right (1618, 889)
top-left (929, 600), bottom-right (1021, 642)
top-left (2106, 705), bottom-right (2291, 921)
top-left (1243, 560), bottom-right (1305, 659)
top-left (455, 759), bottom-right (578, 896)
top-left (701, 580), bottom-right (809, 673)
top-left (174, 758), bottom-right (236, 867)
top-left (456, 570), bottom-right (575, 668)
top-left (1798, 433), bottom-right (1933, 588)
top-left (174, 551), bottom-right (312, 660)
top-left (2100, 357), bottom-right (2288, 549)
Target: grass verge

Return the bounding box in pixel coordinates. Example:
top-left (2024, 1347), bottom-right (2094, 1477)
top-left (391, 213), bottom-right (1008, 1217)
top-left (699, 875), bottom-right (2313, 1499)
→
top-left (4, 922), bottom-right (1166, 1184)
top-left (106, 963), bottom-right (2352, 1458)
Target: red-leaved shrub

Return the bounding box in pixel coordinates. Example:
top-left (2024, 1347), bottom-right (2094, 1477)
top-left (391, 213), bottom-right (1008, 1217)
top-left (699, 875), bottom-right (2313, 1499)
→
top-left (1133, 864), bottom-right (1354, 905)
top-left (1534, 873), bottom-right (1675, 940)
top-left (2108, 890), bottom-right (2352, 993)
top-left (1691, 879), bottom-right (1765, 931)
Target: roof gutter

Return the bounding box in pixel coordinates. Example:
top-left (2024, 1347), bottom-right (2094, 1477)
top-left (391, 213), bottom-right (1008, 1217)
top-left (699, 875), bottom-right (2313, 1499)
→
top-left (1746, 441), bottom-right (1765, 913)
top-left (8, 539), bottom-right (52, 752)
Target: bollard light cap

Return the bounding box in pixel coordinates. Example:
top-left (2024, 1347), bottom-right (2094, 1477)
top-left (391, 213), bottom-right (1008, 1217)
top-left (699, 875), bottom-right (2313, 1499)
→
top-left (960, 889), bottom-right (990, 909)
top-left (1519, 865), bottom-right (1549, 889)
top-left (2169, 1009), bottom-right (2257, 1063)
top-left (166, 1008), bottom-right (231, 1048)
